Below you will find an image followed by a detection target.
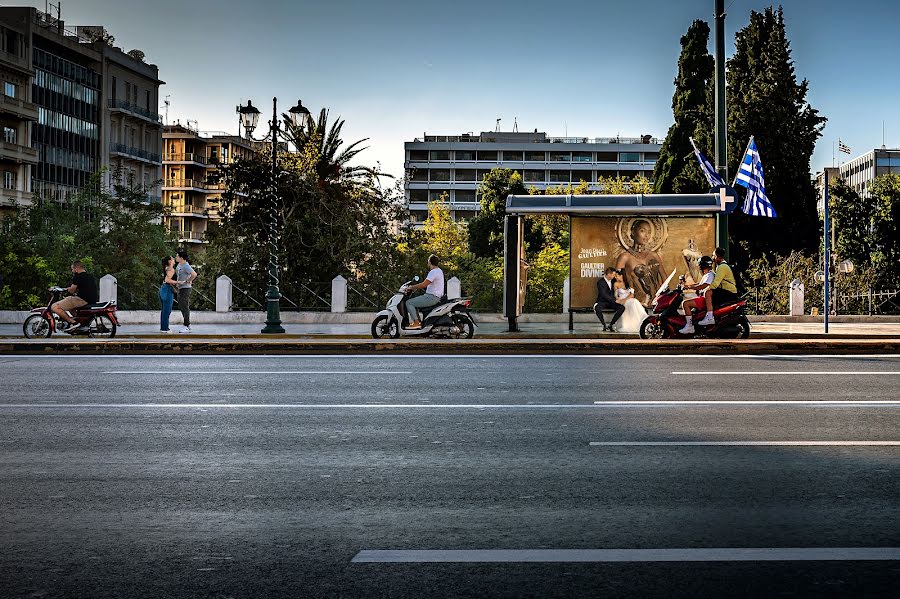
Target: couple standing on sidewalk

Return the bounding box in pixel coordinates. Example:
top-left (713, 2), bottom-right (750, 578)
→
top-left (159, 250), bottom-right (196, 334)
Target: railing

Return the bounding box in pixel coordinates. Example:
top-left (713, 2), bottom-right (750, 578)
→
top-left (110, 142), bottom-right (161, 163)
top-left (0, 141), bottom-right (38, 159)
top-left (163, 152), bottom-right (208, 165)
top-left (108, 99), bottom-right (162, 123)
top-left (415, 135), bottom-right (662, 145)
top-left (837, 288), bottom-right (900, 315)
top-left (163, 178), bottom-right (210, 190)
top-left (170, 229), bottom-right (205, 241)
top-left (169, 203), bottom-right (207, 216)
top-left (346, 281), bottom-right (395, 312)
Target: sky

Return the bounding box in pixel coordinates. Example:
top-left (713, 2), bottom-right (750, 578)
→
top-left (20, 0), bottom-right (900, 180)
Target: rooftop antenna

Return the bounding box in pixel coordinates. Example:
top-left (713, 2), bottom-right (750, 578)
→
top-left (513, 117), bottom-right (518, 133)
top-left (883, 120), bottom-right (887, 149)
top-left (163, 95), bottom-right (170, 125)
top-left (495, 118), bottom-right (501, 133)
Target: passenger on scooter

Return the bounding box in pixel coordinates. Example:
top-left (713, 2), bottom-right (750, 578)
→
top-left (51, 261), bottom-right (99, 334)
top-left (678, 256), bottom-right (715, 334)
top-left (405, 254), bottom-right (444, 329)
top-left (697, 247), bottom-right (738, 327)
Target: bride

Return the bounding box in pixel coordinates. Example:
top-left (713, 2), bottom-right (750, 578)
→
top-left (613, 272), bottom-right (648, 333)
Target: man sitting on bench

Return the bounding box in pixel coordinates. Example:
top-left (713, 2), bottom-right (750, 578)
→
top-left (594, 267), bottom-right (625, 332)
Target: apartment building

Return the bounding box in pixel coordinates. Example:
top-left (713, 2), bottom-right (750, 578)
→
top-left (0, 6), bottom-right (162, 212)
top-left (403, 130), bottom-right (662, 223)
top-left (162, 123), bottom-right (255, 247)
top-left (838, 147), bottom-right (900, 199)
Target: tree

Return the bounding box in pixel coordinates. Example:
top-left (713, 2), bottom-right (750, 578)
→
top-left (284, 108), bottom-right (374, 184)
top-left (726, 6), bottom-right (826, 260)
top-left (653, 19), bottom-right (715, 194)
top-left (827, 177), bottom-right (870, 270)
top-left (127, 49), bottom-right (146, 63)
top-left (421, 196), bottom-right (467, 274)
top-left (867, 174), bottom-right (900, 283)
top-left (467, 169), bottom-right (526, 258)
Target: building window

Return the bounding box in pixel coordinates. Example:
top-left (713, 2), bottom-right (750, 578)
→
top-left (455, 150), bottom-right (475, 161)
top-left (548, 170), bottom-right (570, 183)
top-left (619, 152), bottom-right (641, 163)
top-left (572, 170), bottom-right (593, 183)
top-left (429, 190), bottom-right (449, 201)
top-left (597, 151), bottom-right (617, 162)
top-left (525, 151), bottom-right (545, 161)
top-left (502, 151), bottom-right (524, 161)
top-left (408, 189), bottom-right (428, 202)
top-left (409, 149), bottom-right (428, 161)
top-left (550, 151), bottom-right (571, 162)
top-left (146, 90), bottom-right (151, 111)
top-left (409, 168), bottom-right (428, 181)
top-left (476, 170), bottom-right (493, 181)
top-left (4, 171), bottom-right (15, 189)
top-left (125, 82), bottom-right (131, 104)
top-left (454, 169), bottom-right (476, 181)
top-left (4, 82), bottom-right (15, 98)
top-left (524, 169), bottom-right (545, 182)
top-left (430, 169), bottom-right (451, 182)
top-left (476, 150), bottom-right (498, 162)
top-left (3, 126), bottom-right (15, 144)
top-left (455, 190), bottom-right (476, 203)
top-left (572, 151), bottom-right (592, 162)
top-left (111, 76), bottom-right (117, 101)
top-left (429, 150), bottom-right (450, 161)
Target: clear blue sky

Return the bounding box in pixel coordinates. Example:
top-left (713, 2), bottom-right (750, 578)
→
top-left (21, 0), bottom-right (900, 180)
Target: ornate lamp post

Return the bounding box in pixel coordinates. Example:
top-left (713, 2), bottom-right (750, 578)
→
top-left (238, 98), bottom-right (310, 334)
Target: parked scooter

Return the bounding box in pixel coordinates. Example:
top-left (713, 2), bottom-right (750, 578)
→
top-left (23, 287), bottom-right (118, 339)
top-left (639, 270), bottom-right (750, 339)
top-left (371, 277), bottom-right (476, 339)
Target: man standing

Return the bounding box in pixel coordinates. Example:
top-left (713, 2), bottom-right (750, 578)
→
top-left (174, 250), bottom-right (197, 333)
top-left (697, 247), bottom-right (738, 326)
top-left (405, 254), bottom-right (444, 329)
top-left (594, 267), bottom-right (625, 332)
top-left (51, 261), bottom-right (98, 334)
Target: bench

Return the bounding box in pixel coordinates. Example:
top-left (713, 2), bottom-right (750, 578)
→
top-left (568, 306), bottom-right (619, 331)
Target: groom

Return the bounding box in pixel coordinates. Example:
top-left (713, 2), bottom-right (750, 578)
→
top-left (594, 267), bottom-right (625, 332)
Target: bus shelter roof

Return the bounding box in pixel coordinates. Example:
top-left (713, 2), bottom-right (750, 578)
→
top-left (505, 190), bottom-right (733, 215)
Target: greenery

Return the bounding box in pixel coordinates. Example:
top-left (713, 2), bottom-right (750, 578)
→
top-left (0, 173), bottom-right (172, 310)
top-left (652, 19), bottom-right (715, 194)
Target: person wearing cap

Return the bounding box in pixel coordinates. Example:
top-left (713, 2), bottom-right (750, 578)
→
top-left (679, 256), bottom-right (715, 335)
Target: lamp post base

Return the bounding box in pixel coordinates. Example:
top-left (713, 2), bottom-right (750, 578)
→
top-left (261, 289), bottom-right (285, 334)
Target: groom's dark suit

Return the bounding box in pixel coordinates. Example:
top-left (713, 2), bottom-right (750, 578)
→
top-left (594, 275), bottom-right (625, 330)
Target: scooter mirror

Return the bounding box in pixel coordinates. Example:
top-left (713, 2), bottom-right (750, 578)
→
top-left (414, 276), bottom-right (420, 282)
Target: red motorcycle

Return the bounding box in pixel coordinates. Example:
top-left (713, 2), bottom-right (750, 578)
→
top-left (639, 270), bottom-right (750, 339)
top-left (23, 287), bottom-right (118, 339)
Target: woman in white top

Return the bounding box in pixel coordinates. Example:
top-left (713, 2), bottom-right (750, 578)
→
top-left (613, 271), bottom-right (648, 333)
top-left (405, 254), bottom-right (445, 328)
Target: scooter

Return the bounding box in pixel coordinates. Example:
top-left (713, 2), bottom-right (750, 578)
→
top-left (371, 277), bottom-right (477, 339)
top-left (639, 270), bottom-right (750, 339)
top-left (23, 287), bottom-right (119, 339)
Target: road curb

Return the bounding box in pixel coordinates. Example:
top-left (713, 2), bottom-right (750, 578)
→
top-left (2, 339), bottom-right (900, 355)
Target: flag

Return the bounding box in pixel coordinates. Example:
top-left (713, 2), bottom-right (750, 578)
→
top-left (838, 139), bottom-right (851, 155)
top-left (689, 137), bottom-right (725, 187)
top-left (734, 137), bottom-right (776, 218)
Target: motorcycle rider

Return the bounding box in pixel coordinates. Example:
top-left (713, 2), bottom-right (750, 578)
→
top-left (678, 256), bottom-right (715, 335)
top-left (697, 247), bottom-right (738, 327)
top-left (51, 260), bottom-right (99, 334)
top-left (405, 254), bottom-right (444, 329)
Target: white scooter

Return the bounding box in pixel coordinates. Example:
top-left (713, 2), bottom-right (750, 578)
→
top-left (371, 277), bottom-right (477, 339)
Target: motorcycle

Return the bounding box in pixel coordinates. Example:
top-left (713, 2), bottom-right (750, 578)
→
top-left (371, 277), bottom-right (477, 339)
top-left (23, 287), bottom-right (119, 339)
top-left (639, 270), bottom-right (750, 339)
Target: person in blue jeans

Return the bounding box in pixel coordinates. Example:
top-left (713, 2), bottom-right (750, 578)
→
top-left (405, 254), bottom-right (445, 328)
top-left (159, 256), bottom-right (178, 333)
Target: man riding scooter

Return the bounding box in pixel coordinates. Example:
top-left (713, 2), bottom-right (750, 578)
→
top-left (678, 256), bottom-right (714, 335)
top-left (696, 247), bottom-right (739, 327)
top-left (405, 254), bottom-right (444, 329)
top-left (50, 260), bottom-right (99, 334)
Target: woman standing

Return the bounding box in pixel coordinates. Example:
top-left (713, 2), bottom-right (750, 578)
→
top-left (159, 256), bottom-right (177, 333)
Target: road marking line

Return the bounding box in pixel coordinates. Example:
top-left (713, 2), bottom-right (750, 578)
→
top-left (5, 354), bottom-right (900, 359)
top-left (589, 441), bottom-right (900, 446)
top-left (104, 371), bottom-right (412, 375)
top-left (593, 400), bottom-right (900, 406)
top-left (351, 548), bottom-right (900, 563)
top-left (673, 371), bottom-right (900, 375)
top-left (1, 402), bottom-right (899, 409)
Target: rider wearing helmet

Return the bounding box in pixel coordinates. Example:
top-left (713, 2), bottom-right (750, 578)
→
top-left (678, 255), bottom-right (715, 335)
top-left (697, 247), bottom-right (738, 327)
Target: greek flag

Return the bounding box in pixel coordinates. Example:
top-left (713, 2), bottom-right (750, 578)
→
top-left (689, 137), bottom-right (725, 187)
top-left (734, 137), bottom-right (776, 218)
top-left (838, 139), bottom-right (851, 155)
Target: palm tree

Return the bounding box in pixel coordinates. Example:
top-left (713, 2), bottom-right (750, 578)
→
top-left (285, 108), bottom-right (375, 184)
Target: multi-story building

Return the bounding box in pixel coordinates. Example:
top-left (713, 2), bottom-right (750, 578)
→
top-left (403, 130), bottom-right (662, 223)
top-left (838, 148), bottom-right (900, 199)
top-left (0, 6), bottom-right (161, 212)
top-left (162, 123), bottom-right (255, 248)
top-left (814, 166), bottom-right (839, 214)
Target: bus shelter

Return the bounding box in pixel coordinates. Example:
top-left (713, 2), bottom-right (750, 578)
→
top-left (503, 189), bottom-right (737, 331)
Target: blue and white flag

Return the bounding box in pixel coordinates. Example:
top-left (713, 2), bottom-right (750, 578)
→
top-left (689, 137), bottom-right (725, 188)
top-left (734, 137), bottom-right (776, 218)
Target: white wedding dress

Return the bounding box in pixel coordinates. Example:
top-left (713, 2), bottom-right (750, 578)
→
top-left (615, 287), bottom-right (648, 333)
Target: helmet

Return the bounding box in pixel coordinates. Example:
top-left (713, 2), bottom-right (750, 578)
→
top-left (699, 256), bottom-right (713, 270)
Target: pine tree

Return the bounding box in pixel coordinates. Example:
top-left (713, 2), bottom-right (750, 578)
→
top-left (652, 20), bottom-right (715, 194)
top-left (726, 6), bottom-right (826, 259)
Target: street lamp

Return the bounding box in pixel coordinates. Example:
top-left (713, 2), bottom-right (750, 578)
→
top-left (237, 97), bottom-right (310, 334)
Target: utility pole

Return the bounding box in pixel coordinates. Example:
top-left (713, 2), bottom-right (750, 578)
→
top-left (714, 0), bottom-right (729, 259)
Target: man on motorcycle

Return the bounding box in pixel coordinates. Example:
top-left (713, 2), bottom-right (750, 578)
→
top-left (405, 254), bottom-right (444, 329)
top-left (678, 256), bottom-right (715, 334)
top-left (697, 247), bottom-right (738, 327)
top-left (51, 261), bottom-right (99, 333)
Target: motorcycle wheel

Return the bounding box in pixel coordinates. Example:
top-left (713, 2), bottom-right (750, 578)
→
top-left (23, 314), bottom-right (52, 338)
top-left (371, 315), bottom-right (399, 339)
top-left (88, 314), bottom-right (116, 339)
top-left (449, 314), bottom-right (475, 339)
top-left (735, 315), bottom-right (751, 339)
top-left (639, 317), bottom-right (664, 340)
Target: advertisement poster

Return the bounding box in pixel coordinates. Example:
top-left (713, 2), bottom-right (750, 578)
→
top-left (570, 216), bottom-right (716, 309)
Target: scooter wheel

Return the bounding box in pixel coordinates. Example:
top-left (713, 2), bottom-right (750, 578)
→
top-left (639, 318), bottom-right (664, 340)
top-left (371, 315), bottom-right (399, 339)
top-left (735, 315), bottom-right (751, 339)
top-left (23, 314), bottom-right (52, 338)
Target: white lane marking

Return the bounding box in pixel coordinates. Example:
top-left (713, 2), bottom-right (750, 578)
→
top-left (593, 400), bottom-right (900, 406)
top-left (351, 548), bottom-right (900, 563)
top-left (589, 441), bottom-right (900, 446)
top-left (1, 402), bottom-right (899, 409)
top-left (673, 371), bottom-right (900, 375)
top-left (104, 370), bottom-right (412, 375)
top-left (5, 354), bottom-right (900, 359)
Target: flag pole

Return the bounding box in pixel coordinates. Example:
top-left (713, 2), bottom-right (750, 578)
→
top-left (714, 0), bottom-right (728, 259)
top-left (731, 136), bottom-right (754, 188)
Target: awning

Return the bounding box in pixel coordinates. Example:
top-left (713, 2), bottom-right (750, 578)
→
top-left (506, 188), bottom-right (737, 215)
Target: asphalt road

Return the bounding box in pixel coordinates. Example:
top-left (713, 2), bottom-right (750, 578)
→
top-left (1, 354), bottom-right (899, 598)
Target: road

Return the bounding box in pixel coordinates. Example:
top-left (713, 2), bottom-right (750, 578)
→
top-left (1, 354), bottom-right (899, 598)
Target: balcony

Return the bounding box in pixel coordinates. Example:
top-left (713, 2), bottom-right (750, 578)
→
top-left (0, 95), bottom-right (38, 121)
top-left (169, 202), bottom-right (208, 218)
top-left (170, 229), bottom-right (207, 244)
top-left (0, 141), bottom-right (39, 164)
top-left (164, 152), bottom-right (208, 166)
top-left (162, 178), bottom-right (224, 193)
top-left (108, 99), bottom-right (162, 125)
top-left (110, 142), bottom-right (162, 164)
top-left (0, 187), bottom-right (33, 206)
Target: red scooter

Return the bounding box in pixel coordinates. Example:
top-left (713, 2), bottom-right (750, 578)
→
top-left (23, 287), bottom-right (118, 338)
top-left (639, 270), bottom-right (750, 339)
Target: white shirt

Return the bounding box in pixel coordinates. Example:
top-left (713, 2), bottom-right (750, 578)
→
top-left (698, 271), bottom-right (715, 293)
top-left (425, 267), bottom-right (445, 297)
